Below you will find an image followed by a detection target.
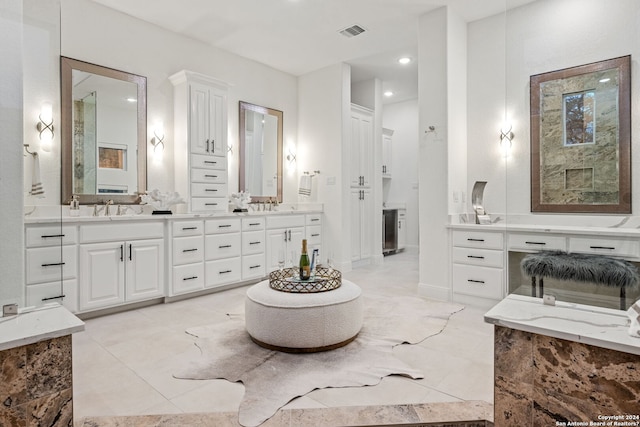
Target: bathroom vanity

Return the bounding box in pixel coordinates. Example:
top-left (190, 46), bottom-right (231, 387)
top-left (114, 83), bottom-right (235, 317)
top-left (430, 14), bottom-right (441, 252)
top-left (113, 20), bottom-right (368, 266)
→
top-left (24, 208), bottom-right (323, 316)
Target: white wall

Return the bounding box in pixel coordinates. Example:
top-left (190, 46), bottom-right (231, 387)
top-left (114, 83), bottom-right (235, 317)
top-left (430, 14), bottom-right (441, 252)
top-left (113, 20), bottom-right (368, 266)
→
top-left (382, 99), bottom-right (419, 248)
top-left (468, 0), bottom-right (640, 223)
top-left (56, 0), bottom-right (299, 204)
top-left (0, 0), bottom-right (27, 306)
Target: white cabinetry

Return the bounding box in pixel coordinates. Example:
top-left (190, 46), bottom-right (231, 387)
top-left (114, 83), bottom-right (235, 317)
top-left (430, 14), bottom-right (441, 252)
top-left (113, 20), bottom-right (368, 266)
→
top-left (24, 224), bottom-right (78, 312)
top-left (169, 220), bottom-right (205, 296)
top-left (382, 128), bottom-right (393, 178)
top-left (241, 217), bottom-right (266, 281)
top-left (170, 70), bottom-right (230, 213)
top-left (305, 213), bottom-right (323, 257)
top-left (397, 209), bottom-right (406, 250)
top-left (350, 188), bottom-right (373, 262)
top-left (451, 230), bottom-right (504, 303)
top-left (350, 104), bottom-right (373, 188)
top-left (205, 218), bottom-right (242, 288)
top-left (79, 222), bottom-right (164, 312)
top-left (265, 215), bottom-right (305, 272)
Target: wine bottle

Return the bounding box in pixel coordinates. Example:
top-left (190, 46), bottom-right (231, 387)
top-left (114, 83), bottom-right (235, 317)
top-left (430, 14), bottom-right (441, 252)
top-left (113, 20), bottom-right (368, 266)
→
top-left (299, 239), bottom-right (311, 280)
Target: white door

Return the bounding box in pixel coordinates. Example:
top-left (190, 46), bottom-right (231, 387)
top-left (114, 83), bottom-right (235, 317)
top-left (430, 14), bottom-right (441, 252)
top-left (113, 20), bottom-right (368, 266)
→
top-left (382, 133), bottom-right (392, 176)
top-left (350, 188), bottom-right (362, 261)
top-left (126, 239), bottom-right (165, 302)
top-left (360, 188), bottom-right (373, 259)
top-left (210, 90), bottom-right (226, 157)
top-left (350, 114), bottom-right (362, 187)
top-left (288, 227), bottom-right (305, 264)
top-left (189, 82), bottom-right (211, 155)
top-left (266, 228), bottom-right (288, 271)
top-left (359, 114), bottom-right (373, 187)
top-left (79, 242), bottom-right (125, 311)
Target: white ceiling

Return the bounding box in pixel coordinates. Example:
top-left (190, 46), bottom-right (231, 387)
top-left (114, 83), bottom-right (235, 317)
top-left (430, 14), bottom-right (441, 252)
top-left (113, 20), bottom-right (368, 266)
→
top-left (90, 0), bottom-right (535, 104)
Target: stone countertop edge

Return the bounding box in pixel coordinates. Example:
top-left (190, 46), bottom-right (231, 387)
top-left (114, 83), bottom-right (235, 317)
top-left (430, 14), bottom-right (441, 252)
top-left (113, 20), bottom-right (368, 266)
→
top-left (448, 222), bottom-right (640, 237)
top-left (0, 304), bottom-right (85, 352)
top-left (484, 294), bottom-right (640, 355)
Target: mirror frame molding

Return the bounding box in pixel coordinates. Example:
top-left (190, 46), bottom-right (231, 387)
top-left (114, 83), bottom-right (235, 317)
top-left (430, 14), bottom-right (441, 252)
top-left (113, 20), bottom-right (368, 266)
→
top-left (530, 55), bottom-right (631, 214)
top-left (61, 56), bottom-right (147, 205)
top-left (238, 101), bottom-right (283, 202)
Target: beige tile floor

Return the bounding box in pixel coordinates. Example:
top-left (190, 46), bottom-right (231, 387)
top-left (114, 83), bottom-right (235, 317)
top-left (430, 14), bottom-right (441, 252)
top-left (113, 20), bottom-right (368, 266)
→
top-left (72, 251), bottom-right (494, 422)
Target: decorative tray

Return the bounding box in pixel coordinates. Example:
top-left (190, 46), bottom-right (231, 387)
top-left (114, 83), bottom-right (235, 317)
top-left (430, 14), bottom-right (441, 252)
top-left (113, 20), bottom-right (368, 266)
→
top-left (269, 266), bottom-right (341, 293)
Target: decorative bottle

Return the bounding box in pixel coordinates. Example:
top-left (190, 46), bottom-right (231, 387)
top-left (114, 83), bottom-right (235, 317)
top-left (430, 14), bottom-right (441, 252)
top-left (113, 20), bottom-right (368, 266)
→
top-left (70, 194), bottom-right (80, 217)
top-left (299, 239), bottom-right (311, 280)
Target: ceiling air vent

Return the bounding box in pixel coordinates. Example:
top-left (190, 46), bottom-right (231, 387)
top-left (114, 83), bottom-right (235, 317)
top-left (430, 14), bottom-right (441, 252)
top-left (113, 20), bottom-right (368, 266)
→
top-left (339, 24), bottom-right (366, 38)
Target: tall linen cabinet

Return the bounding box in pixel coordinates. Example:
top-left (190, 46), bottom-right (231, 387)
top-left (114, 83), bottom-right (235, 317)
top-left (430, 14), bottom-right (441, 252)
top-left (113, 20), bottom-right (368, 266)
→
top-left (170, 70), bottom-right (230, 213)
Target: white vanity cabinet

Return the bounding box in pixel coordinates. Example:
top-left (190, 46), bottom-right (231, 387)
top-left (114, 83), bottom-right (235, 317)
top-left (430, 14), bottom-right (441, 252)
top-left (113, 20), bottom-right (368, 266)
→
top-left (241, 217), bottom-right (266, 280)
top-left (205, 218), bottom-right (242, 288)
top-left (350, 104), bottom-right (374, 188)
top-left (305, 213), bottom-right (323, 258)
top-left (169, 220), bottom-right (205, 296)
top-left (24, 224), bottom-right (78, 312)
top-left (78, 222), bottom-right (164, 312)
top-left (170, 70), bottom-right (230, 213)
top-left (265, 215), bottom-right (305, 272)
top-left (451, 229), bottom-right (505, 303)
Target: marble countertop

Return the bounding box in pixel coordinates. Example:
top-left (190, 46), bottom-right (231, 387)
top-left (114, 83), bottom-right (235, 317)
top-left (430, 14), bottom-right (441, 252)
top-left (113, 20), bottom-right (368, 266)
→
top-left (448, 222), bottom-right (640, 237)
top-left (0, 304), bottom-right (85, 351)
top-left (485, 294), bottom-right (640, 355)
top-left (383, 202), bottom-right (406, 210)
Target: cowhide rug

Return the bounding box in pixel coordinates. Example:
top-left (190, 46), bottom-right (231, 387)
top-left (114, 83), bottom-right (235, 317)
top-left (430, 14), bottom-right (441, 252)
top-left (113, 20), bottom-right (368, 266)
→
top-left (174, 294), bottom-right (464, 427)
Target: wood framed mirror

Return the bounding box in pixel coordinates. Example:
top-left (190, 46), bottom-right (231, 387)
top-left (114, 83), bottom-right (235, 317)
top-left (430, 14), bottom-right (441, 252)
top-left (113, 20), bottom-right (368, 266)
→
top-left (530, 55), bottom-right (631, 213)
top-left (61, 56), bottom-right (147, 204)
top-left (239, 101), bottom-right (283, 202)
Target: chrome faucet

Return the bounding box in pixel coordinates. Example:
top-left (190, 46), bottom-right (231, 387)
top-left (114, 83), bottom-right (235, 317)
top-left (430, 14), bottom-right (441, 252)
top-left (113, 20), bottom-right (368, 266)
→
top-left (92, 204), bottom-right (99, 217)
top-left (104, 200), bottom-right (114, 216)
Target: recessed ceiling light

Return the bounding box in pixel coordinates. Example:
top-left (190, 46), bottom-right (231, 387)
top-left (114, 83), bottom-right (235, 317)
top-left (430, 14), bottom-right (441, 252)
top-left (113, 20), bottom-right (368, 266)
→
top-left (398, 57), bottom-right (412, 65)
top-left (384, 91), bottom-right (394, 97)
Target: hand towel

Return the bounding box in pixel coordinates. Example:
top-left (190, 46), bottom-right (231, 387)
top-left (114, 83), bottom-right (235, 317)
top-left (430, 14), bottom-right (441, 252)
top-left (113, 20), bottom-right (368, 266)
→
top-left (30, 153), bottom-right (45, 198)
top-left (298, 174), bottom-right (312, 196)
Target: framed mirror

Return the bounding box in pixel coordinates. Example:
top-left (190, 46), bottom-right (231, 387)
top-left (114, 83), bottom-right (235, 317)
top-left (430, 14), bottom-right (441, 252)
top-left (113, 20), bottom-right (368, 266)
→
top-left (239, 101), bottom-right (283, 202)
top-left (530, 55), bottom-right (631, 213)
top-left (61, 56), bottom-right (147, 204)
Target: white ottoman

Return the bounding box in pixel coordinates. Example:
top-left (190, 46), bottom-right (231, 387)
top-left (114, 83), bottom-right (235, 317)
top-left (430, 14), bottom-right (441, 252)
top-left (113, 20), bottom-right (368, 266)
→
top-left (245, 279), bottom-right (363, 353)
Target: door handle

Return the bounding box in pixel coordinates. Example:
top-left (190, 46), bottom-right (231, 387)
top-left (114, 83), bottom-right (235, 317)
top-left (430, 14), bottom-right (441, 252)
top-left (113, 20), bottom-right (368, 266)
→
top-left (205, 139), bottom-right (210, 152)
top-left (211, 139), bottom-right (215, 153)
top-left (288, 230), bottom-right (292, 241)
top-left (129, 244), bottom-right (132, 261)
top-left (120, 244), bottom-right (124, 262)
top-left (284, 230), bottom-right (287, 241)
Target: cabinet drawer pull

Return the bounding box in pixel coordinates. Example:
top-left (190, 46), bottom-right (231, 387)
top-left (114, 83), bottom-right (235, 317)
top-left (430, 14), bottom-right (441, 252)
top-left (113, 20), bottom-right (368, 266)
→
top-left (249, 222), bottom-right (261, 226)
top-left (129, 244), bottom-right (132, 261)
top-left (205, 189), bottom-right (218, 192)
top-left (120, 245), bottom-right (124, 262)
top-left (311, 233), bottom-right (320, 237)
top-left (42, 234), bottom-right (65, 239)
top-left (525, 241), bottom-right (546, 245)
top-left (204, 161), bottom-right (217, 165)
top-left (182, 226), bottom-right (198, 231)
top-left (204, 174), bottom-right (218, 178)
top-left (219, 244), bottom-right (232, 249)
top-left (182, 248), bottom-right (198, 253)
top-left (467, 255), bottom-right (484, 259)
top-left (42, 295), bottom-right (65, 301)
top-left (249, 241), bottom-right (261, 245)
top-left (219, 270), bottom-right (232, 274)
top-left (218, 224), bottom-right (232, 228)
top-left (183, 276), bottom-right (198, 281)
top-left (590, 245), bottom-right (615, 250)
top-left (467, 279), bottom-right (485, 284)
top-left (249, 265), bottom-right (261, 269)
top-left (467, 238), bottom-right (485, 242)
top-left (310, 218), bottom-right (319, 222)
top-left (205, 139), bottom-right (210, 153)
top-left (41, 262), bottom-right (66, 267)
top-left (205, 203), bottom-right (218, 206)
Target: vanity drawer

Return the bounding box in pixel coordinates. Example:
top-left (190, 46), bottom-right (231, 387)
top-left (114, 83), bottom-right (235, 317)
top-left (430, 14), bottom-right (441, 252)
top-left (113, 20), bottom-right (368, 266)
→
top-left (306, 214), bottom-right (322, 225)
top-left (191, 182), bottom-right (228, 198)
top-left (242, 230), bottom-right (265, 255)
top-left (80, 222), bottom-right (163, 243)
top-left (508, 233), bottom-right (566, 252)
top-left (26, 225), bottom-right (77, 247)
top-left (266, 215), bottom-right (305, 229)
top-left (172, 263), bottom-right (205, 295)
top-left (569, 237), bottom-right (640, 259)
top-left (25, 279), bottom-right (78, 313)
top-left (205, 218), bottom-right (241, 234)
top-left (242, 217), bottom-right (265, 231)
top-left (26, 245), bottom-right (78, 284)
top-left (191, 168), bottom-right (226, 184)
top-left (191, 153), bottom-right (225, 170)
top-left (205, 233), bottom-right (241, 260)
top-left (452, 230), bottom-right (504, 250)
top-left (206, 257), bottom-right (242, 287)
top-left (452, 247), bottom-right (503, 268)
top-left (306, 225), bottom-right (322, 245)
top-left (172, 220), bottom-right (204, 237)
top-left (452, 264), bottom-right (503, 299)
top-left (242, 253), bottom-right (266, 280)
top-left (191, 197), bottom-right (227, 212)
top-left (172, 236), bottom-right (204, 266)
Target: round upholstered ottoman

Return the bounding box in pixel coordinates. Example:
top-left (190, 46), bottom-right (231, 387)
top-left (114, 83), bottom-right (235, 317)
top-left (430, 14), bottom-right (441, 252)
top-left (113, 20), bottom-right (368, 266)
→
top-left (245, 279), bottom-right (363, 353)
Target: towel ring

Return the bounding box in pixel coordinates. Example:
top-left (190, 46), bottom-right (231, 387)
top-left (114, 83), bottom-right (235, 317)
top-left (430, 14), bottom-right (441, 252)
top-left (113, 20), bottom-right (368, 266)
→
top-left (24, 144), bottom-right (37, 157)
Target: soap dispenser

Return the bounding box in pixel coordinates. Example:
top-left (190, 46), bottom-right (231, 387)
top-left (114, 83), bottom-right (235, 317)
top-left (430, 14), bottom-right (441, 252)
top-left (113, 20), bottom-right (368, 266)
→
top-left (70, 194), bottom-right (80, 217)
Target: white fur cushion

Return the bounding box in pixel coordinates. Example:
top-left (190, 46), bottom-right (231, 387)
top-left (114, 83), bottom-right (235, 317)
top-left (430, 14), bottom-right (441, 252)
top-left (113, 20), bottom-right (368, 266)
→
top-left (245, 279), bottom-right (363, 350)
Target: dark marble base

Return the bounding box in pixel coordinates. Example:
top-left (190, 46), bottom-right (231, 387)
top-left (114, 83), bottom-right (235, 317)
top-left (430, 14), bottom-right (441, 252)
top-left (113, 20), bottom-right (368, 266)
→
top-left (1, 335), bottom-right (73, 427)
top-left (494, 325), bottom-right (640, 426)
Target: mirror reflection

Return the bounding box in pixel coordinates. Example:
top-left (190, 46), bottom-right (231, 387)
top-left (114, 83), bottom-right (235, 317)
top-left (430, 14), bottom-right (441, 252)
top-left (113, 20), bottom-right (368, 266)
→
top-left (239, 101), bottom-right (283, 202)
top-left (61, 57), bottom-right (147, 204)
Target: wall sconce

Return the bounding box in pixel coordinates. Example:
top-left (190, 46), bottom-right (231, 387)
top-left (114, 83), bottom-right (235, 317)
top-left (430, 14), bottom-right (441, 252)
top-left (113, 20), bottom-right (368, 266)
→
top-left (227, 144), bottom-right (233, 154)
top-left (36, 102), bottom-right (54, 152)
top-left (150, 122), bottom-right (165, 152)
top-left (499, 124), bottom-right (514, 154)
top-left (286, 149), bottom-right (297, 164)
